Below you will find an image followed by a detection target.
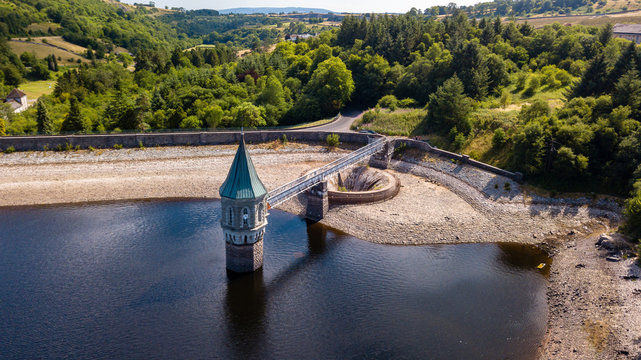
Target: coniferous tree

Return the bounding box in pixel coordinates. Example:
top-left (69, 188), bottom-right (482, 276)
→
top-left (598, 23), bottom-right (613, 47)
top-left (61, 97), bottom-right (84, 133)
top-left (572, 54), bottom-right (609, 98)
top-left (613, 69), bottom-right (641, 120)
top-left (36, 99), bottom-right (55, 135)
top-left (605, 42), bottom-right (638, 93)
top-left (426, 75), bottom-right (473, 134)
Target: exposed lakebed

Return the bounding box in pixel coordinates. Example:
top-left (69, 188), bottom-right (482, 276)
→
top-left (0, 200), bottom-right (550, 359)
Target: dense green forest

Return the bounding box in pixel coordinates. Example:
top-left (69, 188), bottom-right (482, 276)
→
top-left (0, 0), bottom-right (639, 240)
top-left (425, 0), bottom-right (616, 18)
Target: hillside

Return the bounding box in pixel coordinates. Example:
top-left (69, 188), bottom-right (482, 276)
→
top-left (0, 0), bottom-right (191, 52)
top-left (428, 0), bottom-right (641, 18)
top-left (218, 7), bottom-right (334, 14)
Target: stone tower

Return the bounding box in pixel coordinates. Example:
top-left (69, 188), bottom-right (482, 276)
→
top-left (219, 134), bottom-right (268, 273)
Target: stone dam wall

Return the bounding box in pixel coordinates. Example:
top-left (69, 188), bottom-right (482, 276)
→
top-left (0, 130), bottom-right (377, 151)
top-left (0, 130), bottom-right (521, 182)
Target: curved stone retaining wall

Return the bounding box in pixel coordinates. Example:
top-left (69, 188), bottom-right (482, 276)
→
top-left (392, 138), bottom-right (524, 182)
top-left (328, 171), bottom-right (400, 205)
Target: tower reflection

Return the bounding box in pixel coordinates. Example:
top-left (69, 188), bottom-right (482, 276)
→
top-left (224, 269), bottom-right (266, 358)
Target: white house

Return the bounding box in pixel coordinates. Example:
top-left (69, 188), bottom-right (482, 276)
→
top-left (4, 88), bottom-right (28, 113)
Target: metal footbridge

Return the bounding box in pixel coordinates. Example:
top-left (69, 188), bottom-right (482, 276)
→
top-left (266, 137), bottom-right (387, 207)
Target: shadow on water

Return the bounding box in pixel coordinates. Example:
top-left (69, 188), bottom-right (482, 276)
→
top-left (222, 219), bottom-right (342, 358)
top-left (306, 219), bottom-right (330, 255)
top-left (224, 269), bottom-right (266, 358)
top-left (497, 242), bottom-right (552, 277)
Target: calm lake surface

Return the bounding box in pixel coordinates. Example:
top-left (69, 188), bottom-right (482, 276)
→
top-left (0, 200), bottom-right (550, 359)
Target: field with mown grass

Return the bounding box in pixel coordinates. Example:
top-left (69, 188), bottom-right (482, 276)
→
top-left (8, 41), bottom-right (88, 63)
top-left (13, 37), bottom-right (88, 54)
top-left (25, 23), bottom-right (61, 33)
top-left (17, 79), bottom-right (57, 100)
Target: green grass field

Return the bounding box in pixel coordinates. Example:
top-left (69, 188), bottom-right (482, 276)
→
top-left (18, 79), bottom-right (56, 100)
top-left (352, 108), bottom-right (427, 136)
top-left (15, 69), bottom-right (68, 100)
top-left (26, 23), bottom-right (61, 33)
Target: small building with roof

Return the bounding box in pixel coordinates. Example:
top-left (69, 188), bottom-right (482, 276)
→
top-left (613, 24), bottom-right (641, 44)
top-left (219, 133), bottom-right (269, 273)
top-left (4, 88), bottom-right (28, 113)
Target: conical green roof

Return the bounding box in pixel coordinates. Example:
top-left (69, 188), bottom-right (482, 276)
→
top-left (219, 135), bottom-right (267, 199)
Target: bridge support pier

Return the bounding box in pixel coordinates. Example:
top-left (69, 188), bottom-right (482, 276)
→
top-left (306, 181), bottom-right (328, 221)
top-left (368, 140), bottom-right (393, 169)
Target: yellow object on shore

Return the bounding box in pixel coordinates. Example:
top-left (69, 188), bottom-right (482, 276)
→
top-left (537, 263), bottom-right (546, 269)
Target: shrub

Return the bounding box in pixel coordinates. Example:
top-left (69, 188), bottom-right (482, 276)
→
top-left (113, 144), bottom-right (123, 150)
top-left (4, 146), bottom-right (15, 154)
top-left (326, 133), bottom-right (339, 147)
top-left (500, 90), bottom-right (511, 108)
top-left (377, 95), bottom-right (398, 111)
top-left (398, 98), bottom-right (418, 108)
top-left (281, 134), bottom-right (288, 144)
top-left (522, 76), bottom-right (540, 97)
top-left (492, 128), bottom-right (507, 148)
top-left (623, 181), bottom-right (641, 239)
top-left (64, 142), bottom-right (72, 151)
top-left (88, 146), bottom-right (95, 151)
top-left (179, 115), bottom-right (202, 129)
top-left (515, 72), bottom-right (528, 91)
top-left (393, 141), bottom-right (408, 158)
top-left (138, 140), bottom-right (145, 149)
top-left (452, 132), bottom-right (466, 151)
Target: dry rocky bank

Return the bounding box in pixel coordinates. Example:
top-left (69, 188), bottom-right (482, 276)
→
top-left (0, 142), bottom-right (639, 359)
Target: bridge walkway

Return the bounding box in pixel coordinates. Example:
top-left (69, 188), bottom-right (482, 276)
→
top-left (266, 137), bottom-right (387, 207)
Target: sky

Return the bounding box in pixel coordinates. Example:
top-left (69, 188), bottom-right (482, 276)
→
top-left (122, 0), bottom-right (480, 14)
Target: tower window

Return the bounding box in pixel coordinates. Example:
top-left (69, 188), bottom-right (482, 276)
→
top-left (228, 208), bottom-right (233, 225)
top-left (258, 203), bottom-right (264, 222)
top-left (242, 208), bottom-right (249, 227)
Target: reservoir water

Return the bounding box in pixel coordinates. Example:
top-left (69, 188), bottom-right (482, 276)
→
top-left (0, 200), bottom-right (550, 359)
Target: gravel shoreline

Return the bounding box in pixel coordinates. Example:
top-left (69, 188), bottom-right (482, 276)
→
top-left (0, 143), bottom-right (639, 359)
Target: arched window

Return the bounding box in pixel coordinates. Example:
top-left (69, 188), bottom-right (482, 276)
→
top-left (242, 208), bottom-right (249, 227)
top-left (228, 208), bottom-right (233, 225)
top-left (258, 203), bottom-right (264, 222)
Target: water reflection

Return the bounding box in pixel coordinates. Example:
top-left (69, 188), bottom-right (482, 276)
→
top-left (0, 201), bottom-right (550, 360)
top-left (497, 243), bottom-right (552, 277)
top-left (306, 220), bottom-right (329, 255)
top-left (224, 269), bottom-right (266, 359)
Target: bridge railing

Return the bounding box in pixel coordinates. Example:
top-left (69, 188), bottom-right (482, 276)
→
top-left (267, 137), bottom-right (386, 207)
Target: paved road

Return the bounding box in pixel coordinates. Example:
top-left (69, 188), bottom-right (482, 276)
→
top-left (302, 108), bottom-right (364, 132)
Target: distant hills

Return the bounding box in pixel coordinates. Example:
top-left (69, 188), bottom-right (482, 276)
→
top-left (218, 7), bottom-right (335, 14)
